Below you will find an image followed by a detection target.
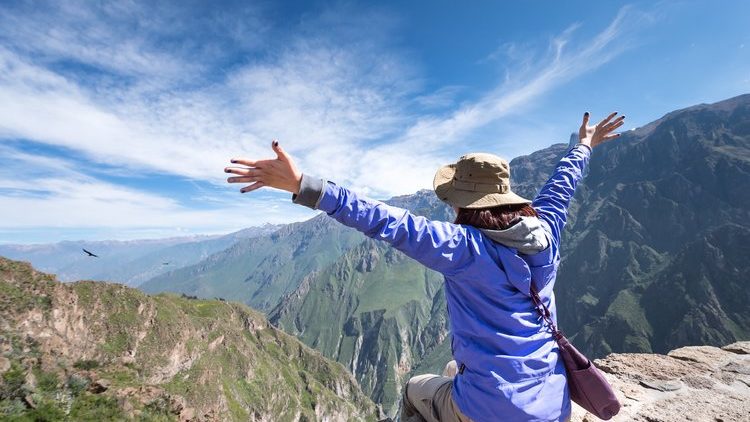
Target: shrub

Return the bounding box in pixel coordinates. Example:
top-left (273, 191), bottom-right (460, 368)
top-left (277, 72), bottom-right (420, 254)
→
top-left (67, 374), bottom-right (90, 397)
top-left (69, 394), bottom-right (126, 420)
top-left (34, 369), bottom-right (59, 393)
top-left (25, 399), bottom-right (66, 421)
top-left (73, 359), bottom-right (100, 370)
top-left (0, 363), bottom-right (26, 400)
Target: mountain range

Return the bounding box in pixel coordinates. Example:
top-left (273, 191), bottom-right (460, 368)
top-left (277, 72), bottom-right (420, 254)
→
top-left (0, 224), bottom-right (280, 287)
top-left (4, 94), bottom-right (750, 416)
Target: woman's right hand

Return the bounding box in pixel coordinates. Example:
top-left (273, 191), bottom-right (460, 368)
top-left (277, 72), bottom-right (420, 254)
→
top-left (224, 140), bottom-right (303, 195)
top-left (578, 111), bottom-right (625, 148)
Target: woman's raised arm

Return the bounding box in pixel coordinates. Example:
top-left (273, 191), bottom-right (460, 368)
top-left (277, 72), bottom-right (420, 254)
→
top-left (225, 141), bottom-right (476, 276)
top-left (532, 111), bottom-right (625, 249)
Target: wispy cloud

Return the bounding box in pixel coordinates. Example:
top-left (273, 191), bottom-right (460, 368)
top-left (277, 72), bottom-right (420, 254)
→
top-left (0, 144), bottom-right (315, 234)
top-left (352, 6), bottom-right (651, 196)
top-left (0, 2), bottom-right (415, 183)
top-left (0, 2), bottom-right (653, 241)
top-left (0, 1), bottom-right (266, 83)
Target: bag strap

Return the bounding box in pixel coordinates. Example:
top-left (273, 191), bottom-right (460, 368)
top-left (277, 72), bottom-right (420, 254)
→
top-left (529, 285), bottom-right (563, 341)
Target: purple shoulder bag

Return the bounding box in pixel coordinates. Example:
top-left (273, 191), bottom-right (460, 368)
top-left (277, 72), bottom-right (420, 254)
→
top-left (530, 286), bottom-right (621, 420)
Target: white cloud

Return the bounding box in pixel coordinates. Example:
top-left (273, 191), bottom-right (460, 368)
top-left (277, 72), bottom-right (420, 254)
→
top-left (0, 1), bottom-right (266, 82)
top-left (352, 6), bottom-right (649, 196)
top-left (0, 4), bottom-right (415, 186)
top-left (0, 2), bottom-right (652, 241)
top-left (0, 144), bottom-right (315, 233)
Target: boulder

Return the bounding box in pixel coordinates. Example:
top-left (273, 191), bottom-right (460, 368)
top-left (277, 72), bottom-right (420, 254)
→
top-left (571, 342), bottom-right (750, 422)
top-left (88, 378), bottom-right (110, 394)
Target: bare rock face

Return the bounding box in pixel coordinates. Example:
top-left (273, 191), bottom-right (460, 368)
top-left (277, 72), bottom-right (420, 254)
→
top-left (570, 342), bottom-right (750, 422)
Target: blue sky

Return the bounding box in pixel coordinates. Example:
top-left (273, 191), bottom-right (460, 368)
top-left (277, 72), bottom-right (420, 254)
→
top-left (0, 0), bottom-right (748, 244)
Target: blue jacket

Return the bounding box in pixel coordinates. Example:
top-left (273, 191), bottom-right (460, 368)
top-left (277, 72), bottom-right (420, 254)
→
top-left (292, 144), bottom-right (592, 421)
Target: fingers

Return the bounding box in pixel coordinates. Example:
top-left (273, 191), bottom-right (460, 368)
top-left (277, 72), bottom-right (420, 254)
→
top-left (581, 111), bottom-right (590, 127)
top-left (271, 139), bottom-right (292, 162)
top-left (609, 119), bottom-right (625, 131)
top-left (602, 116), bottom-right (625, 132)
top-left (224, 167), bottom-right (262, 176)
top-left (606, 115), bottom-right (625, 125)
top-left (240, 182), bottom-right (265, 193)
top-left (227, 176), bottom-right (262, 183)
top-left (603, 133), bottom-right (621, 140)
top-left (231, 158), bottom-right (265, 167)
top-left (597, 112), bottom-right (619, 127)
top-left (225, 166), bottom-right (263, 184)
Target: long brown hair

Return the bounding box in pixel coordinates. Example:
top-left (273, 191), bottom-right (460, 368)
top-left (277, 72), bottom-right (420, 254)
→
top-left (454, 203), bottom-right (538, 230)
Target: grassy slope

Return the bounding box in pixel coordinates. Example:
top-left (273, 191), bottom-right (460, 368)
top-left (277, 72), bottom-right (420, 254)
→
top-left (0, 257), bottom-right (377, 421)
top-left (140, 215), bottom-right (365, 312)
top-left (271, 238), bottom-right (448, 414)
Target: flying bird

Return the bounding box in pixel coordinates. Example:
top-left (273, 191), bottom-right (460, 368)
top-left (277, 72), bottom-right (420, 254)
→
top-left (162, 262), bottom-right (170, 265)
top-left (82, 248), bottom-right (99, 258)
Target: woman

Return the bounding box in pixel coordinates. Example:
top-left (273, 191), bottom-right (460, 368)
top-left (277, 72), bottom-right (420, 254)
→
top-left (225, 111), bottom-right (625, 421)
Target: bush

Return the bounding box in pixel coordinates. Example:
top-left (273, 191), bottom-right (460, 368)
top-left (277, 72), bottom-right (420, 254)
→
top-left (69, 394), bottom-right (126, 420)
top-left (34, 369), bottom-right (59, 394)
top-left (0, 398), bottom-right (27, 418)
top-left (67, 374), bottom-right (90, 397)
top-left (1, 363), bottom-right (26, 400)
top-left (25, 399), bottom-right (66, 421)
top-left (73, 359), bottom-right (100, 370)
top-left (0, 398), bottom-right (66, 421)
top-left (141, 399), bottom-right (176, 421)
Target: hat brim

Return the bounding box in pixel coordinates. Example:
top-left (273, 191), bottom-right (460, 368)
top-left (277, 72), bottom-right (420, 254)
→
top-left (433, 164), bottom-right (531, 209)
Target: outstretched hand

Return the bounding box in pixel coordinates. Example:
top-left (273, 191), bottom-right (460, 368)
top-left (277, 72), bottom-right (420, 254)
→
top-left (578, 111), bottom-right (625, 148)
top-left (225, 140), bottom-right (302, 194)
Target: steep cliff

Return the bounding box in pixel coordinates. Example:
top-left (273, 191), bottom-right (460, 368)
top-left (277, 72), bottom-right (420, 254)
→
top-left (271, 94), bottom-right (750, 414)
top-left (0, 257), bottom-right (377, 421)
top-left (136, 94), bottom-right (750, 415)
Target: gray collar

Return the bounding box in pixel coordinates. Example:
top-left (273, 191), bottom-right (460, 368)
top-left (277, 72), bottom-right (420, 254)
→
top-left (479, 216), bottom-right (550, 255)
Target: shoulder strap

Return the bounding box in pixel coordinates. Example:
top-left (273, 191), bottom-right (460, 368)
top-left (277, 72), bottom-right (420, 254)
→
top-left (529, 285), bottom-right (563, 341)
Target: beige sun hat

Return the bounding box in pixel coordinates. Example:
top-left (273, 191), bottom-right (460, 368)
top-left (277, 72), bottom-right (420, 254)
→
top-left (433, 152), bottom-right (531, 209)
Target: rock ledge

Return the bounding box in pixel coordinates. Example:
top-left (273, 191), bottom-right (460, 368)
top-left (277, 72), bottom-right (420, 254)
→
top-left (571, 341), bottom-right (750, 421)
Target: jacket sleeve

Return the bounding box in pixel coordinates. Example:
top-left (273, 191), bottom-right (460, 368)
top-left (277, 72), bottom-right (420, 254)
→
top-left (291, 175), bottom-right (476, 276)
top-left (531, 143), bottom-right (591, 249)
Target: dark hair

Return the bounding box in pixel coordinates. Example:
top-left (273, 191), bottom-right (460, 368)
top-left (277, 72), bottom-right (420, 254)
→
top-left (454, 203), bottom-right (538, 230)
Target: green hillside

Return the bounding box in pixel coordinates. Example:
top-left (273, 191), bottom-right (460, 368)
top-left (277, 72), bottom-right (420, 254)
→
top-left (270, 237), bottom-right (448, 415)
top-left (140, 216), bottom-right (365, 312)
top-left (0, 257), bottom-right (377, 421)
top-left (556, 95), bottom-right (750, 355)
top-left (270, 95), bottom-right (750, 414)
top-left (0, 224), bottom-right (280, 287)
top-left (137, 94), bottom-right (750, 415)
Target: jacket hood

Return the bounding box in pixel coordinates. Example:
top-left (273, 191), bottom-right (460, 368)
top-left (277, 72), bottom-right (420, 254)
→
top-left (479, 216), bottom-right (550, 255)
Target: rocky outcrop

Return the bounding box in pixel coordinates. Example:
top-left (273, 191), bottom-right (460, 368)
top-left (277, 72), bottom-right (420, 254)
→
top-left (571, 342), bottom-right (750, 421)
top-left (0, 258), bottom-right (377, 421)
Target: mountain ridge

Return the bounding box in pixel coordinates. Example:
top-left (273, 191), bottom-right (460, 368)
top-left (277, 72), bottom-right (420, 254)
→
top-left (267, 93), bottom-right (750, 414)
top-left (6, 94), bottom-right (748, 416)
top-left (0, 257), bottom-right (377, 421)
top-left (0, 224), bottom-right (282, 286)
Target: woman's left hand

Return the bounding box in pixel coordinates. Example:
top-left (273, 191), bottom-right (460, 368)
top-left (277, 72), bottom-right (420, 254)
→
top-left (225, 140), bottom-right (302, 194)
top-left (578, 111), bottom-right (625, 149)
